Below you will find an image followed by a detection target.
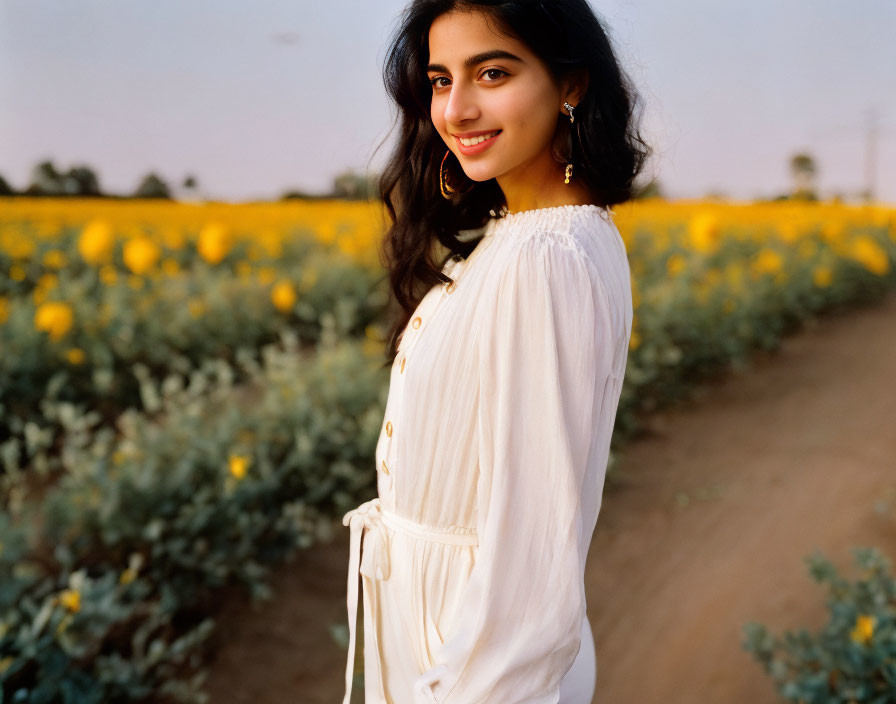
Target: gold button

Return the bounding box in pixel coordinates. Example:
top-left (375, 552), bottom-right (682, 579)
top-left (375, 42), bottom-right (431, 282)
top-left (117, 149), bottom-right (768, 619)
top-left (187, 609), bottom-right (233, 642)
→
top-left (400, 357), bottom-right (406, 373)
top-left (445, 280), bottom-right (456, 293)
top-left (381, 459), bottom-right (390, 475)
top-left (386, 421), bottom-right (392, 437)
top-left (412, 317), bottom-right (422, 329)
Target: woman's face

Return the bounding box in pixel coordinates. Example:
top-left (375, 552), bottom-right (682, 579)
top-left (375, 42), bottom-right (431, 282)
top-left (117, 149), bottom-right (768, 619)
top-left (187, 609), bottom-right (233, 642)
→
top-left (427, 10), bottom-right (574, 200)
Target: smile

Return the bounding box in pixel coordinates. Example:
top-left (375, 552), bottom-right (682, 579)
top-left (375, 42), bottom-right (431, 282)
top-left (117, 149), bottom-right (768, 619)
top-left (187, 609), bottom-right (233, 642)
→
top-left (458, 130), bottom-right (500, 146)
top-left (454, 130), bottom-right (502, 155)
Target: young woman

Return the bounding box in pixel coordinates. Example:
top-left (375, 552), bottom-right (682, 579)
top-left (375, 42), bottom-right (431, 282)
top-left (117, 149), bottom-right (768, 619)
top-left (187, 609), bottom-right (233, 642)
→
top-left (342, 1), bottom-right (651, 702)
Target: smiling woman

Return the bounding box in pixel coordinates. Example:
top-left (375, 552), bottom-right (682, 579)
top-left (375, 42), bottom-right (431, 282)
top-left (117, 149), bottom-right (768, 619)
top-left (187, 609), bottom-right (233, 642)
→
top-left (425, 12), bottom-right (593, 208)
top-left (341, 2), bottom-right (649, 703)
top-left (374, 0), bottom-right (650, 356)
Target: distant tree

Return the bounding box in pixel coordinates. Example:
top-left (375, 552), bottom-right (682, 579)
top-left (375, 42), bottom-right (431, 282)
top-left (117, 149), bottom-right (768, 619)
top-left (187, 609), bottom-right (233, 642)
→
top-left (181, 174), bottom-right (200, 201)
top-left (28, 159), bottom-right (64, 195)
top-left (633, 176), bottom-right (664, 200)
top-left (135, 172), bottom-right (172, 199)
top-left (331, 169), bottom-right (379, 200)
top-left (66, 165), bottom-right (102, 196)
top-left (790, 152), bottom-right (818, 200)
top-left (0, 173), bottom-right (14, 196)
top-left (25, 159), bottom-right (103, 196)
top-left (280, 188), bottom-right (329, 200)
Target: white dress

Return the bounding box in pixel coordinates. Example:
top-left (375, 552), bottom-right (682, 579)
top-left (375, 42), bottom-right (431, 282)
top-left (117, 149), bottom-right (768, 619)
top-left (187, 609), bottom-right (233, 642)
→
top-left (342, 204), bottom-right (633, 704)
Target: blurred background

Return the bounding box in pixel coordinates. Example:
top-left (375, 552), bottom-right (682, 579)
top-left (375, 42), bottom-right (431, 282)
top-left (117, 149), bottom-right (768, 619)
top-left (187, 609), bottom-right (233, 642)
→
top-left (1, 1), bottom-right (896, 703)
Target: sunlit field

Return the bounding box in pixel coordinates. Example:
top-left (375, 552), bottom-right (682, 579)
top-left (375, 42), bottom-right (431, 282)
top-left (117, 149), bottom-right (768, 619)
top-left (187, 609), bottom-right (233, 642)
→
top-left (1, 196), bottom-right (895, 700)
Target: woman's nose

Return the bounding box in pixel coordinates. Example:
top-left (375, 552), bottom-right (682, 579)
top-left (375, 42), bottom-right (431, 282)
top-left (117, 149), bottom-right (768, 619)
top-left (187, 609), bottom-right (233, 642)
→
top-left (443, 83), bottom-right (479, 125)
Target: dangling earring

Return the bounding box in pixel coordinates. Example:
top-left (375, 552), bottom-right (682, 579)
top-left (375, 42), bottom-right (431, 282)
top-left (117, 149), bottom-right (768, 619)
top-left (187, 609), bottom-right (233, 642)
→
top-left (439, 149), bottom-right (473, 199)
top-left (562, 101), bottom-right (575, 184)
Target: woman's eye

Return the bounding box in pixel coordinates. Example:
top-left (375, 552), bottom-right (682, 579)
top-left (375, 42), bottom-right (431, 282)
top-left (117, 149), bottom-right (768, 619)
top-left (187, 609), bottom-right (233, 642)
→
top-left (429, 69), bottom-right (507, 89)
top-left (482, 68), bottom-right (507, 81)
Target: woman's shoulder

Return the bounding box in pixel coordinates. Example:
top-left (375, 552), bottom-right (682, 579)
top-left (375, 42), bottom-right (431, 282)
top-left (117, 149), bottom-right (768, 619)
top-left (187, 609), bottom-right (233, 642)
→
top-left (492, 205), bottom-right (623, 275)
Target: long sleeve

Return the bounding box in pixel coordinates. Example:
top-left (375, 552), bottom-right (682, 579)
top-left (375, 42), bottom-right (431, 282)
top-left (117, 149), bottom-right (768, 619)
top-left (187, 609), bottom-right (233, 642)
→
top-left (413, 235), bottom-right (612, 703)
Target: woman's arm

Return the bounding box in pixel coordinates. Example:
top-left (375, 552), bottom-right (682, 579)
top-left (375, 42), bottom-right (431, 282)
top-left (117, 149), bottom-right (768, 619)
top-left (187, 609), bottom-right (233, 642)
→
top-left (414, 234), bottom-right (612, 703)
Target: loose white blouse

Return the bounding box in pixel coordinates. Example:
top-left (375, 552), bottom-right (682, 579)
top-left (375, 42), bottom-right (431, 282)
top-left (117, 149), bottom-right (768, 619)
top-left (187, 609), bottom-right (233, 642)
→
top-left (342, 204), bottom-right (633, 703)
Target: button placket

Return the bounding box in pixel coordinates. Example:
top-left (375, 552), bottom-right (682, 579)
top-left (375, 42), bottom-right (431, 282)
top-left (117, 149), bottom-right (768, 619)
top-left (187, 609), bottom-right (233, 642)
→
top-left (380, 237), bottom-right (490, 496)
top-left (381, 286), bottom-right (448, 496)
top-left (395, 286), bottom-right (449, 373)
top-left (375, 410), bottom-right (395, 491)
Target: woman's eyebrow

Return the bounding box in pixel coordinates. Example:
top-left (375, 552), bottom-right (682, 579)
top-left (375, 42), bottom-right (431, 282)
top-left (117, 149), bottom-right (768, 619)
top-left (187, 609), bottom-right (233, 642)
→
top-left (426, 49), bottom-right (524, 73)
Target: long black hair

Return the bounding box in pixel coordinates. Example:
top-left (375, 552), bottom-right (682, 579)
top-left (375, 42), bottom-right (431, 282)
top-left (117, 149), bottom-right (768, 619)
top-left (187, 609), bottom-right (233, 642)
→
top-left (372, 0), bottom-right (652, 365)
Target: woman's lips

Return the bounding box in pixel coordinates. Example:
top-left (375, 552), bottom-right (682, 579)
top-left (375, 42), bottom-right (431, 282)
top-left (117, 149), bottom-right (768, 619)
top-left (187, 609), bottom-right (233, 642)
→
top-left (454, 130), bottom-right (502, 156)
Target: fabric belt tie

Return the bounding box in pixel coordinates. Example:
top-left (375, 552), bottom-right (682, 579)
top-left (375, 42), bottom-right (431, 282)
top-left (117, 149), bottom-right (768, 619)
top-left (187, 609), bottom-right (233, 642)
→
top-left (342, 497), bottom-right (479, 704)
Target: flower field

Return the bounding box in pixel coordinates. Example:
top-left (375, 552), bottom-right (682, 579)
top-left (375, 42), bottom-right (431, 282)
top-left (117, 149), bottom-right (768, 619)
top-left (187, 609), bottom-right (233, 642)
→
top-left (0, 196), bottom-right (894, 702)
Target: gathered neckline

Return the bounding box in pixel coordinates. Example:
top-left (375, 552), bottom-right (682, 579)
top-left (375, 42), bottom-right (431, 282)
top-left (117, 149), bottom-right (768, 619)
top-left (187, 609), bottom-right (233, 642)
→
top-left (495, 203), bottom-right (606, 217)
top-left (487, 203), bottom-right (614, 236)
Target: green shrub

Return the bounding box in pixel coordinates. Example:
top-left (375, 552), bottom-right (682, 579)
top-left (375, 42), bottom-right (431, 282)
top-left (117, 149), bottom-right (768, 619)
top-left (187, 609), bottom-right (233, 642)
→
top-left (0, 332), bottom-right (387, 702)
top-left (743, 547), bottom-right (896, 703)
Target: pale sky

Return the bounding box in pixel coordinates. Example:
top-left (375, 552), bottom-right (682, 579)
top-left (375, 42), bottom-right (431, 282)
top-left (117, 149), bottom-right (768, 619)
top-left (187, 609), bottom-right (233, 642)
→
top-left (1, 0), bottom-right (895, 203)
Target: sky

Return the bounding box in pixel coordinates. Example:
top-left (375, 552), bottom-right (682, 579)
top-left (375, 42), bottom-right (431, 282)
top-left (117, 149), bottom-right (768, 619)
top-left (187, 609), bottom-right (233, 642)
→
top-left (1, 0), bottom-right (895, 203)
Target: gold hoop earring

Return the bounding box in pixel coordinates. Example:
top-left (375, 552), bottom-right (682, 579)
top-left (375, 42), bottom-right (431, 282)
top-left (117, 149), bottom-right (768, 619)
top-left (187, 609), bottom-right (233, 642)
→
top-left (439, 149), bottom-right (473, 199)
top-left (562, 101), bottom-right (576, 184)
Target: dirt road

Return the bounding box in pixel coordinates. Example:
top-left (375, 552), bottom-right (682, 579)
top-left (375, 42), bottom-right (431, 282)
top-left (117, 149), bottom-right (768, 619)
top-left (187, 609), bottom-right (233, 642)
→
top-left (204, 291), bottom-right (896, 703)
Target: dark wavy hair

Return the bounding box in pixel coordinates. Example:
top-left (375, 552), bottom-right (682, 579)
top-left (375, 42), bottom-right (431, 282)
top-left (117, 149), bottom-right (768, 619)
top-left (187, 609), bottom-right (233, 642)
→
top-left (370, 0), bottom-right (652, 366)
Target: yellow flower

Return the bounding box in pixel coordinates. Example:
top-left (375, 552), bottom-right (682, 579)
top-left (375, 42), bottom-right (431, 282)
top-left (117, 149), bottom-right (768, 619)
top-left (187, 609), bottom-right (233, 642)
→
top-left (813, 265), bottom-right (833, 288)
top-left (99, 265), bottom-right (118, 285)
top-left (198, 222), bottom-right (232, 264)
top-left (258, 229), bottom-right (283, 258)
top-left (119, 568), bottom-right (137, 585)
top-left (629, 329), bottom-right (641, 350)
top-left (751, 249), bottom-right (783, 276)
top-left (161, 257), bottom-right (181, 276)
top-left (257, 267), bottom-right (277, 285)
top-left (188, 298), bottom-right (206, 318)
top-left (271, 281), bottom-right (297, 313)
top-left (30, 277), bottom-right (55, 308)
top-left (58, 589), bottom-right (81, 613)
top-left (78, 219), bottom-right (116, 264)
top-left (123, 236), bottom-right (161, 275)
top-left (666, 254), bottom-right (687, 276)
top-left (849, 236), bottom-right (890, 276)
top-left (797, 239), bottom-right (817, 259)
top-left (236, 261), bottom-right (252, 279)
top-left (687, 212), bottom-right (721, 254)
top-left (35, 301), bottom-right (74, 340)
top-left (229, 454), bottom-right (250, 480)
top-left (778, 221), bottom-right (805, 244)
top-left (850, 614), bottom-right (875, 645)
top-left (9, 263), bottom-right (27, 281)
top-left (42, 248), bottom-right (68, 270)
top-left (65, 347), bottom-right (85, 364)
top-left (821, 220), bottom-right (845, 244)
top-left (0, 296), bottom-right (8, 324)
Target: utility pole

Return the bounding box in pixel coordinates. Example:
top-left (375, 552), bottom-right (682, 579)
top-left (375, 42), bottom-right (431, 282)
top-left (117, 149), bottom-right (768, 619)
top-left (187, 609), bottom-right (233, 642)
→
top-left (863, 106), bottom-right (879, 202)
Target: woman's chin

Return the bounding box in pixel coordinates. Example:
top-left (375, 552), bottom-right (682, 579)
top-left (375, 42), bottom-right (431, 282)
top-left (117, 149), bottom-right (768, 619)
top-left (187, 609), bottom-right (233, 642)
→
top-left (460, 165), bottom-right (500, 183)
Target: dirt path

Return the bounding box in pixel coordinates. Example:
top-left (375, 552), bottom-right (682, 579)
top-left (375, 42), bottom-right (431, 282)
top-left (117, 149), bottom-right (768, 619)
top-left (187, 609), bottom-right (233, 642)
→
top-left (203, 291), bottom-right (896, 704)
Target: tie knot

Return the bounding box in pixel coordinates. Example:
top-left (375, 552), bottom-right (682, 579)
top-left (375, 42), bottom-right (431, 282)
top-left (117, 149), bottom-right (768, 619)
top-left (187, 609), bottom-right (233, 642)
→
top-left (343, 498), bottom-right (391, 581)
top-left (342, 497), bottom-right (383, 528)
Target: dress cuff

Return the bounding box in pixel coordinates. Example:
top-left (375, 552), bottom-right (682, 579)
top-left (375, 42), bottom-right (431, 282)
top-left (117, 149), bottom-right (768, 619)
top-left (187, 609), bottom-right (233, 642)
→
top-left (413, 664), bottom-right (449, 704)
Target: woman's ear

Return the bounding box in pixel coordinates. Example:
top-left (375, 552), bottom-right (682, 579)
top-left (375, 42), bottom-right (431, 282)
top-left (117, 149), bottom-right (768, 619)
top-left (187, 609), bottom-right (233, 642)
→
top-left (562, 69), bottom-right (590, 106)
